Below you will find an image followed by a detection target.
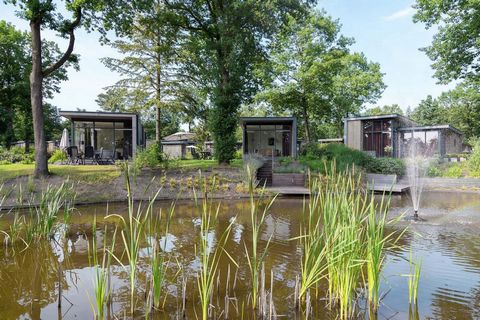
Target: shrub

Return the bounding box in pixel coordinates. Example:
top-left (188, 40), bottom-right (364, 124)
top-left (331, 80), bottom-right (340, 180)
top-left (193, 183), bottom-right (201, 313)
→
top-left (468, 140), bottom-right (480, 173)
top-left (134, 143), bottom-right (165, 169)
top-left (300, 143), bottom-right (407, 176)
top-left (365, 157), bottom-right (406, 176)
top-left (444, 164), bottom-right (463, 178)
top-left (0, 146), bottom-right (34, 164)
top-left (427, 165), bottom-right (442, 177)
top-left (48, 149), bottom-right (67, 164)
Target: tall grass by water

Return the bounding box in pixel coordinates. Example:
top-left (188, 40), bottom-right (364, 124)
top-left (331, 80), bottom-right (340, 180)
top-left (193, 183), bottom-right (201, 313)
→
top-left (244, 164), bottom-right (277, 310)
top-left (297, 163), bottom-right (401, 319)
top-left (408, 251), bottom-right (422, 306)
top-left (88, 216), bottom-right (117, 319)
top-left (106, 163), bottom-right (161, 315)
top-left (195, 177), bottom-right (236, 320)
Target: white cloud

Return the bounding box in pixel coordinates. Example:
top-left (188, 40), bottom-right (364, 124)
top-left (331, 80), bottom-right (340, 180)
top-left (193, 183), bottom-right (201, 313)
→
top-left (383, 7), bottom-right (415, 22)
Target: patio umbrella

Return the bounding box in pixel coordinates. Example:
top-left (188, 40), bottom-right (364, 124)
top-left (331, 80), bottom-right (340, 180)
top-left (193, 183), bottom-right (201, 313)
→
top-left (59, 128), bottom-right (69, 150)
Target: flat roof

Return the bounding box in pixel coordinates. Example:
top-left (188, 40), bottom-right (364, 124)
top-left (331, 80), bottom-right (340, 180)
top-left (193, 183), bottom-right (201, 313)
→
top-left (240, 116), bottom-right (296, 124)
top-left (397, 125), bottom-right (463, 135)
top-left (59, 110), bottom-right (138, 121)
top-left (343, 113), bottom-right (415, 123)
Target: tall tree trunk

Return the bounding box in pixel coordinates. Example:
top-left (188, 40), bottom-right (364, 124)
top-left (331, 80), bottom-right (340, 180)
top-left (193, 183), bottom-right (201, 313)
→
top-left (155, 58), bottom-right (161, 142)
top-left (30, 20), bottom-right (49, 178)
top-left (301, 96), bottom-right (311, 144)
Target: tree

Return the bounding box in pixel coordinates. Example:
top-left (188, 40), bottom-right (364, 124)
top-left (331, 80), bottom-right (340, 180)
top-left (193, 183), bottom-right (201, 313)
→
top-left (0, 20), bottom-right (29, 147)
top-left (257, 10), bottom-right (385, 142)
top-left (364, 104), bottom-right (404, 116)
top-left (0, 20), bottom-right (76, 150)
top-left (99, 1), bottom-right (181, 142)
top-left (4, 0), bottom-right (148, 177)
top-left (97, 86), bottom-right (180, 138)
top-left (161, 0), bottom-right (313, 163)
top-left (438, 80), bottom-right (480, 139)
top-left (414, 0), bottom-right (480, 83)
top-left (410, 95), bottom-right (446, 126)
top-left (2, 1), bottom-right (84, 177)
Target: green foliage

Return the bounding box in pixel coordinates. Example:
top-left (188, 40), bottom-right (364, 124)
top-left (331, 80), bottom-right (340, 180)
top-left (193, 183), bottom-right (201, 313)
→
top-left (468, 141), bottom-right (480, 175)
top-left (0, 20), bottom-right (75, 148)
top-left (444, 164), bottom-right (463, 178)
top-left (366, 157), bottom-right (406, 176)
top-left (410, 95), bottom-right (446, 126)
top-left (48, 149), bottom-right (67, 164)
top-left (0, 146), bottom-right (34, 164)
top-left (161, 0), bottom-right (313, 163)
top-left (301, 143), bottom-right (406, 176)
top-left (256, 10), bottom-right (385, 141)
top-left (414, 0), bottom-right (480, 83)
top-left (364, 104), bottom-right (404, 116)
top-left (134, 143), bottom-right (167, 169)
top-left (427, 165), bottom-right (442, 177)
top-left (301, 143), bottom-right (373, 172)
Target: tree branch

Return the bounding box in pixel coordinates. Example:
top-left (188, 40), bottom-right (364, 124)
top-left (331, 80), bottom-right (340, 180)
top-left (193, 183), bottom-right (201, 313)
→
top-left (42, 7), bottom-right (82, 77)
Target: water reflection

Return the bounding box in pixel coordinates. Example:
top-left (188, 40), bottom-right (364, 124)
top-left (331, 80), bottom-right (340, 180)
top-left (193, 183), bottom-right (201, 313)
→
top-left (1, 193), bottom-right (480, 319)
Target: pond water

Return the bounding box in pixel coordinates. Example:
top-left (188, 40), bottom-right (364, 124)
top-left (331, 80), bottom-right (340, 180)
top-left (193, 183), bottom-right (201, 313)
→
top-left (1, 191), bottom-right (480, 319)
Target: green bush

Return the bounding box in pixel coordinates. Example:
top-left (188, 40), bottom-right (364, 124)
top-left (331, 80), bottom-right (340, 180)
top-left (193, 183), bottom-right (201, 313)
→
top-left (427, 165), bottom-right (442, 177)
top-left (134, 143), bottom-right (167, 169)
top-left (365, 157), bottom-right (406, 176)
top-left (301, 143), bottom-right (406, 175)
top-left (234, 149), bottom-right (243, 160)
top-left (301, 143), bottom-right (373, 172)
top-left (444, 164), bottom-right (463, 178)
top-left (0, 146), bottom-right (34, 164)
top-left (48, 149), bottom-right (67, 163)
top-left (468, 140), bottom-right (480, 173)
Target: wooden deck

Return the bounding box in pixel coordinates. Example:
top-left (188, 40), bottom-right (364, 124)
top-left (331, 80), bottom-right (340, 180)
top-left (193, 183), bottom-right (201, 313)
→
top-left (366, 173), bottom-right (410, 193)
top-left (267, 186), bottom-right (310, 195)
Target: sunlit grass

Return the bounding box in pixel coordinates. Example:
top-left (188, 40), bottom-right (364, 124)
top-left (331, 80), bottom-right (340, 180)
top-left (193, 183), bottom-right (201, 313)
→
top-left (0, 164), bottom-right (120, 182)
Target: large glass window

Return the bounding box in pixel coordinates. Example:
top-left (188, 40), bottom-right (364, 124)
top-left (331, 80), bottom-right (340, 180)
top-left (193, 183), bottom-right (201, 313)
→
top-left (362, 120), bottom-right (392, 157)
top-left (245, 124), bottom-right (292, 157)
top-left (72, 120), bottom-right (133, 159)
top-left (401, 130), bottom-right (439, 157)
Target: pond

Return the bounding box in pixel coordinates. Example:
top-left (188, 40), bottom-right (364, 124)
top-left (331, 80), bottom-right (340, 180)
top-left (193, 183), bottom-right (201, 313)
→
top-left (1, 191), bottom-right (480, 319)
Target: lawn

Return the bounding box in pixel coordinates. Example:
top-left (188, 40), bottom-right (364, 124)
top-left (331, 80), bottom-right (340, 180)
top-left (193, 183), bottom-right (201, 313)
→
top-left (0, 159), bottom-right (243, 182)
top-left (171, 159), bottom-right (243, 170)
top-left (0, 164), bottom-right (121, 183)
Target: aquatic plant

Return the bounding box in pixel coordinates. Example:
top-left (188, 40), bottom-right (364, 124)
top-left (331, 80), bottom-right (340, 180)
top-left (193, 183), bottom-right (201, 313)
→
top-left (408, 251), bottom-right (422, 305)
top-left (297, 173), bottom-right (327, 304)
top-left (106, 163), bottom-right (161, 315)
top-left (365, 193), bottom-right (390, 312)
top-left (88, 216), bottom-right (117, 319)
top-left (243, 164), bottom-right (277, 310)
top-left (195, 176), bottom-right (236, 320)
top-left (29, 181), bottom-right (75, 241)
top-left (148, 204), bottom-right (175, 310)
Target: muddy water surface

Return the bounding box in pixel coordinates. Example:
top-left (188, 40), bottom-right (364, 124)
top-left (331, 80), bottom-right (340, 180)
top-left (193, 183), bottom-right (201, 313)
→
top-left (1, 191), bottom-right (480, 319)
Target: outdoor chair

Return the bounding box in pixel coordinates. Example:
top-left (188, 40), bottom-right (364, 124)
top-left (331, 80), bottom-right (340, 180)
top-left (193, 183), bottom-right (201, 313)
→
top-left (96, 148), bottom-right (115, 165)
top-left (66, 146), bottom-right (80, 164)
top-left (84, 145), bottom-right (95, 164)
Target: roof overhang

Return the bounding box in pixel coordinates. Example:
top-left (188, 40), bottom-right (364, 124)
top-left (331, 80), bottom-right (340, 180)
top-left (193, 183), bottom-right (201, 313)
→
top-left (397, 125), bottom-right (463, 135)
top-left (239, 117), bottom-right (296, 125)
top-left (59, 110), bottom-right (137, 121)
top-left (343, 113), bottom-right (411, 122)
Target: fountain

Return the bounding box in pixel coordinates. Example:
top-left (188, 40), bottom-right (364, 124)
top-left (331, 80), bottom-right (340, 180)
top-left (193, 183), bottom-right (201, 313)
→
top-left (405, 133), bottom-right (431, 221)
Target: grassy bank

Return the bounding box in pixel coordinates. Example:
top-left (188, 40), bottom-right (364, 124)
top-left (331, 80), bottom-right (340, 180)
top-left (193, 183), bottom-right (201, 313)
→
top-left (0, 160), bottom-right (244, 183)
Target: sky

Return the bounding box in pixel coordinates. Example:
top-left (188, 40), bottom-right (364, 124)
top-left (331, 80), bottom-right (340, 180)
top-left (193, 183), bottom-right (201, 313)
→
top-left (0, 0), bottom-right (454, 113)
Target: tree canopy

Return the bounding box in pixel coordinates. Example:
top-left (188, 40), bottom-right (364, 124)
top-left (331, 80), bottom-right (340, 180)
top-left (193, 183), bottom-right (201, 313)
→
top-left (256, 10), bottom-right (385, 142)
top-left (414, 0), bottom-right (480, 83)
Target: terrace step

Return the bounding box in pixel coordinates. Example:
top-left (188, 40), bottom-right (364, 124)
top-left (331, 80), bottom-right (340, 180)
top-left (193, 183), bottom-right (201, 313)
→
top-left (257, 160), bottom-right (273, 187)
